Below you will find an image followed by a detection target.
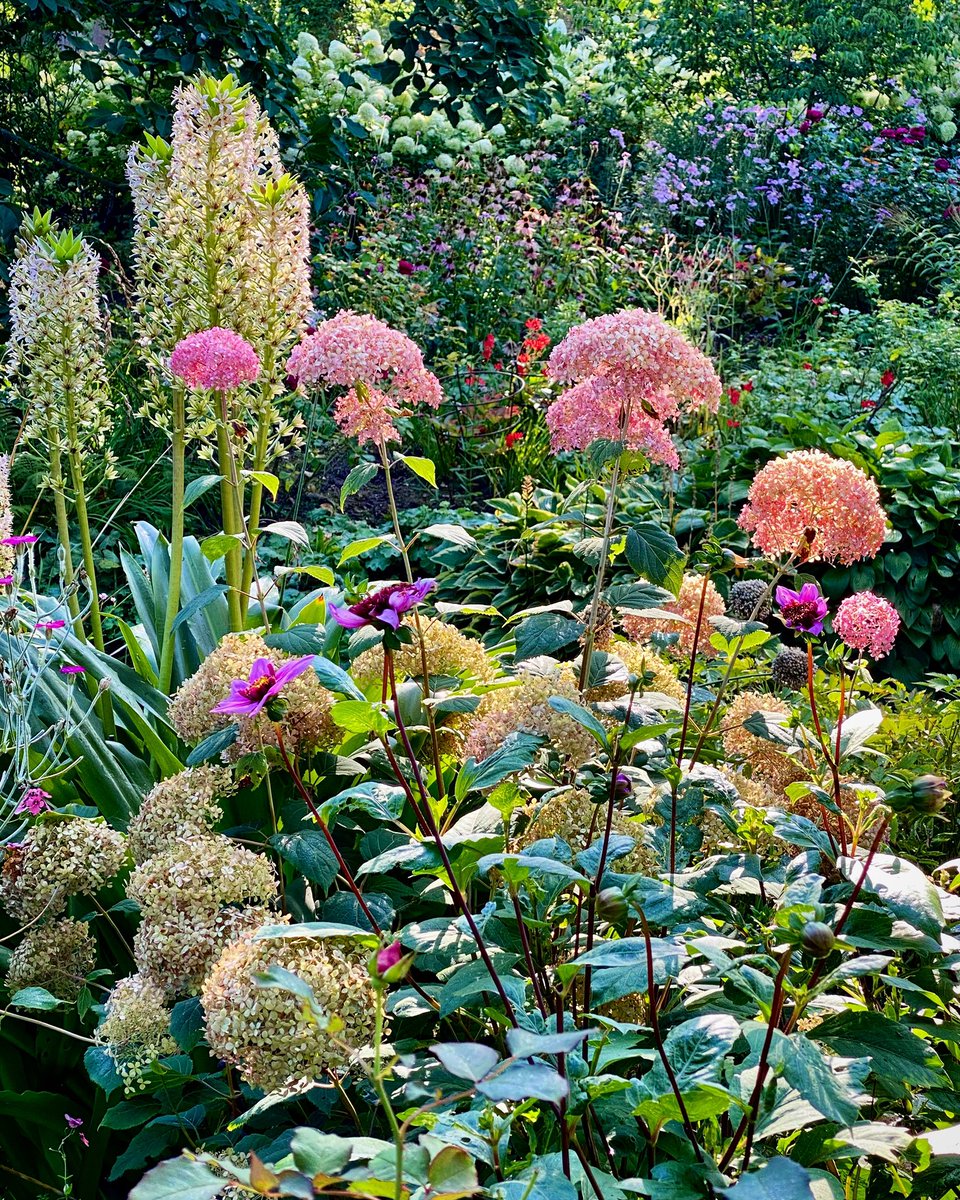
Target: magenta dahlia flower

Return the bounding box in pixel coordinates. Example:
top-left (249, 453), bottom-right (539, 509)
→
top-left (329, 579), bottom-right (436, 631)
top-left (170, 328), bottom-right (261, 391)
top-left (776, 583), bottom-right (829, 635)
top-left (213, 656), bottom-right (315, 717)
top-left (833, 591), bottom-right (900, 658)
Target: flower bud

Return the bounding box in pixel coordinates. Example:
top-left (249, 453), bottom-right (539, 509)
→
top-left (801, 921), bottom-right (835, 958)
top-left (596, 887), bottom-right (627, 924)
top-left (370, 940), bottom-right (414, 986)
top-left (910, 775), bottom-right (952, 814)
top-left (612, 772), bottom-right (632, 802)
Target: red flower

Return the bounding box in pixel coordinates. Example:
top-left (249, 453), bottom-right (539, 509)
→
top-left (505, 431), bottom-right (524, 448)
top-left (482, 333), bottom-right (495, 361)
top-left (880, 369), bottom-right (895, 388)
top-left (494, 360), bottom-right (504, 371)
top-left (799, 121), bottom-right (811, 134)
top-left (802, 362), bottom-right (813, 370)
top-left (524, 332), bottom-right (551, 354)
top-left (726, 419), bottom-right (740, 428)
top-left (525, 317), bottom-right (543, 332)
top-left (806, 107), bottom-right (824, 122)
top-left (935, 157), bottom-right (950, 172)
top-left (728, 386), bottom-right (741, 405)
top-left (742, 380), bottom-right (754, 392)
top-left (516, 352), bottom-right (529, 376)
top-left (861, 399), bottom-right (877, 410)
top-left (397, 260), bottom-right (415, 276)
top-left (811, 296), bottom-right (826, 306)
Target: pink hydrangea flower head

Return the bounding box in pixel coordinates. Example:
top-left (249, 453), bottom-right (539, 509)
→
top-left (170, 327), bottom-right (261, 391)
top-left (285, 311), bottom-right (442, 446)
top-left (738, 450), bottom-right (887, 565)
top-left (544, 309), bottom-right (722, 466)
top-left (213, 656), bottom-right (315, 717)
top-left (834, 591), bottom-right (900, 658)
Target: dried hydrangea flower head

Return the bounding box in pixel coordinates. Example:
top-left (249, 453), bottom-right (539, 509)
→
top-left (834, 592), bottom-right (901, 659)
top-left (721, 691), bottom-right (804, 798)
top-left (7, 215), bottom-right (116, 487)
top-left (584, 639), bottom-right (685, 705)
top-left (202, 932), bottom-right (380, 1092)
top-left (170, 328), bottom-right (261, 392)
top-left (126, 835), bottom-right (278, 997)
top-left (127, 766), bottom-right (235, 864)
top-left (738, 450), bottom-right (887, 564)
top-left (7, 917), bottom-right (96, 1002)
top-left (128, 836), bottom-right (278, 922)
top-left (286, 311), bottom-right (443, 446)
top-left (463, 665), bottom-right (596, 767)
top-left (168, 633), bottom-right (337, 758)
top-left (127, 76), bottom-right (309, 455)
top-left (545, 309), bottom-right (722, 468)
top-left (771, 646), bottom-right (808, 691)
top-left (97, 973), bottom-right (178, 1092)
top-left (518, 788), bottom-right (659, 875)
top-left (622, 573), bottom-right (725, 659)
top-left (0, 818), bottom-right (127, 921)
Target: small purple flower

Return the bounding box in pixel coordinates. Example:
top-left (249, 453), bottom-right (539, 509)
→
top-left (36, 620), bottom-right (66, 632)
top-left (213, 656), bottom-right (315, 717)
top-left (376, 941), bottom-right (404, 975)
top-left (60, 664), bottom-right (85, 675)
top-left (776, 583), bottom-right (829, 635)
top-left (15, 788), bottom-right (51, 816)
top-left (329, 579), bottom-right (436, 631)
top-left (0, 576), bottom-right (12, 587)
top-left (64, 1114), bottom-right (88, 1146)
top-left (1, 535), bottom-right (38, 547)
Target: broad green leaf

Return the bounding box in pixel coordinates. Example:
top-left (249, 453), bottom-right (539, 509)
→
top-left (430, 1042), bottom-right (500, 1082)
top-left (199, 533), bottom-right (240, 562)
top-left (339, 534), bottom-right (398, 564)
top-left (718, 1158), bottom-right (814, 1200)
top-left (129, 1156), bottom-right (224, 1200)
top-left (477, 1062), bottom-right (568, 1103)
top-left (547, 695), bottom-right (610, 748)
top-left (330, 698), bottom-right (393, 735)
top-left (833, 707), bottom-right (883, 757)
top-left (270, 830), bottom-right (339, 890)
top-left (291, 1128), bottom-right (353, 1177)
top-left (513, 613), bottom-right (584, 661)
top-left (428, 1145), bottom-right (480, 1195)
top-left (10, 986), bottom-right (63, 1010)
top-left (261, 520), bottom-right (309, 547)
top-left (275, 564), bottom-right (336, 587)
top-left (183, 474), bottom-right (224, 509)
top-left (455, 732), bottom-right (543, 801)
top-left (423, 523), bottom-right (477, 549)
top-left (340, 462), bottom-right (379, 511)
top-left (185, 724), bottom-right (238, 766)
top-left (248, 470), bottom-right (280, 500)
top-left (625, 523), bottom-right (686, 594)
top-left (171, 583), bottom-right (229, 635)
top-left (311, 656), bottom-right (366, 701)
top-left (837, 851), bottom-right (944, 936)
top-left (398, 454), bottom-right (437, 487)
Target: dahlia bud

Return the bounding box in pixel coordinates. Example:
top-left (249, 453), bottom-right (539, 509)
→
top-left (771, 646), bottom-right (807, 690)
top-left (728, 579), bottom-right (771, 621)
top-left (910, 775), bottom-right (951, 814)
top-left (596, 887), bottom-right (627, 924)
top-left (801, 921), bottom-right (835, 957)
top-left (612, 772), bottom-right (632, 802)
top-left (370, 940), bottom-right (414, 986)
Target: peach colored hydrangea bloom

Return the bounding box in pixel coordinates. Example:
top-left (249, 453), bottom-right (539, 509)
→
top-left (170, 327), bottom-right (261, 391)
top-left (834, 591), bottom-right (901, 658)
top-left (286, 311), bottom-right (442, 445)
top-left (545, 309), bottom-right (722, 468)
top-left (622, 573), bottom-right (725, 659)
top-left (738, 450), bottom-right (887, 564)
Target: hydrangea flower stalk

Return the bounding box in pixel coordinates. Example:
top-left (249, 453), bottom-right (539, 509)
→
top-left (544, 308), bottom-right (721, 691)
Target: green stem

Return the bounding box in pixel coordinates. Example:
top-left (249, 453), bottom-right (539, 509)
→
top-left (158, 386), bottom-right (186, 694)
top-left (216, 391), bottom-right (244, 632)
top-left (240, 412), bottom-right (270, 611)
top-left (372, 989), bottom-right (404, 1200)
top-left (48, 444), bottom-right (83, 636)
top-left (578, 438), bottom-right (626, 695)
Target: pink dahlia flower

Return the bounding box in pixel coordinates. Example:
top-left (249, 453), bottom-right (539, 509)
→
top-left (544, 309), bottom-right (722, 468)
top-left (285, 311), bottom-right (442, 446)
top-left (213, 656), bottom-right (315, 717)
top-left (329, 579), bottom-right (436, 631)
top-left (738, 450), bottom-right (887, 565)
top-left (834, 592), bottom-right (900, 658)
top-left (170, 328), bottom-right (261, 391)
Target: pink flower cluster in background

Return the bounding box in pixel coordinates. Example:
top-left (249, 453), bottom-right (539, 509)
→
top-left (738, 449), bottom-right (887, 564)
top-left (834, 591), bottom-right (901, 658)
top-left (544, 308), bottom-right (722, 468)
top-left (170, 327), bottom-right (261, 391)
top-left (286, 311), bottom-right (442, 446)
